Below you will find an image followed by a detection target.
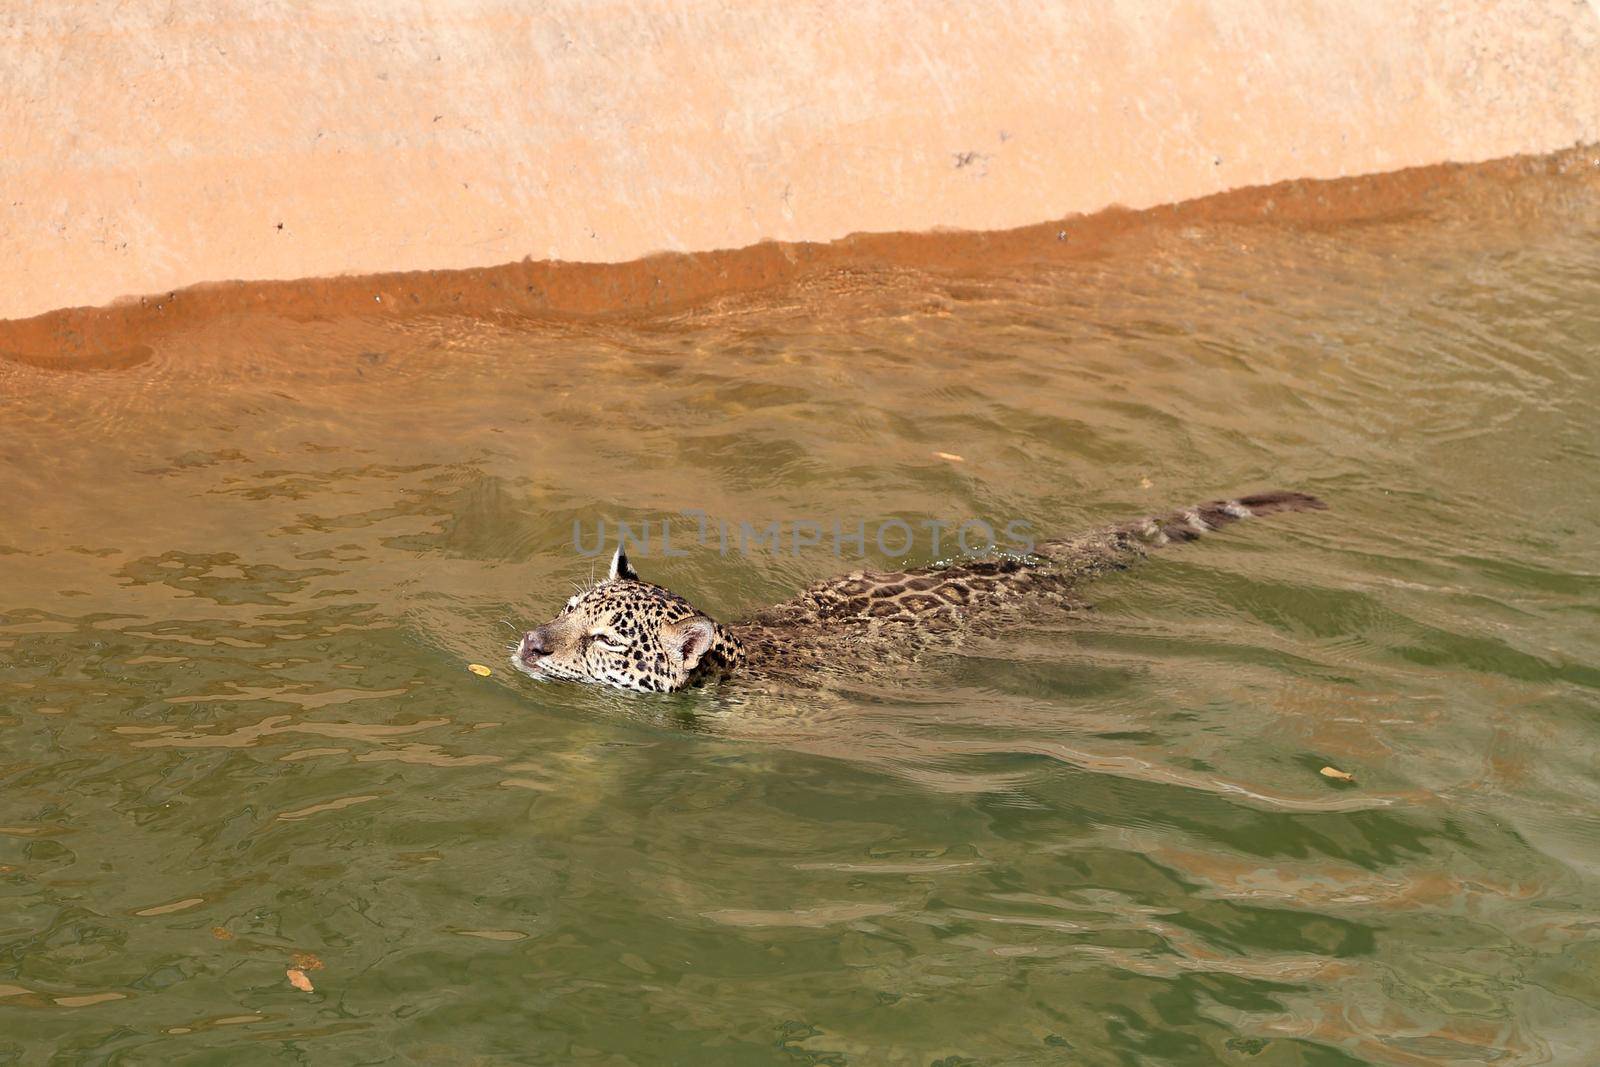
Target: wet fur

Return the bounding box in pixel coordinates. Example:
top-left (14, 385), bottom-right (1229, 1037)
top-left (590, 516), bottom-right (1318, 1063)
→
top-left (512, 491), bottom-right (1326, 693)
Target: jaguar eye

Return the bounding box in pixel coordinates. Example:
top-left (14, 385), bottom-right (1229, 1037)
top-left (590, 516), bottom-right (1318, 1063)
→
top-left (585, 634), bottom-right (625, 653)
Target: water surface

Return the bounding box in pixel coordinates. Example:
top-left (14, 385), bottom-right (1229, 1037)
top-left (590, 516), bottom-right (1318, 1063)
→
top-left (2, 167), bottom-right (1599, 1064)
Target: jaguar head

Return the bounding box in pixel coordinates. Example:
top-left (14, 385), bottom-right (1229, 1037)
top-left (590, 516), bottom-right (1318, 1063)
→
top-left (511, 547), bottom-right (739, 693)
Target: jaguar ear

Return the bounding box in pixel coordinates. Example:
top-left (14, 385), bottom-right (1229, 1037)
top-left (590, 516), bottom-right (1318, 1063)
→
top-left (609, 545), bottom-right (639, 582)
top-left (664, 616), bottom-right (716, 672)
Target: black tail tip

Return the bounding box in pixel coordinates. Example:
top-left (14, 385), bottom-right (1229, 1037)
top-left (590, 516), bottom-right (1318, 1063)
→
top-left (1235, 490), bottom-right (1327, 514)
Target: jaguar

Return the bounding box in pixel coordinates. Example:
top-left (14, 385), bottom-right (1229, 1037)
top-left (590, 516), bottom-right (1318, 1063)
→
top-left (509, 491), bottom-right (1325, 694)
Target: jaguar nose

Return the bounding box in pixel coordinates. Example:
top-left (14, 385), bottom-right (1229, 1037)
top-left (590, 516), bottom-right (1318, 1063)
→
top-left (522, 626), bottom-right (553, 658)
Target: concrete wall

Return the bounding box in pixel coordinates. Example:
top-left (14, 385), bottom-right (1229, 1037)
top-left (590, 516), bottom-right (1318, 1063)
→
top-left (4, 0), bottom-right (1598, 322)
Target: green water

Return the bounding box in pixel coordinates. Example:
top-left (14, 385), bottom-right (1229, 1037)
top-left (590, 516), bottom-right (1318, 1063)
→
top-left (2, 171), bottom-right (1598, 1064)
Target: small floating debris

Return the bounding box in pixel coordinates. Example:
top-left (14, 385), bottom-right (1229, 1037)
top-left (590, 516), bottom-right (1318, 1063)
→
top-left (468, 663), bottom-right (492, 677)
top-left (135, 896), bottom-right (204, 917)
top-left (1319, 766), bottom-right (1356, 782)
top-left (933, 452), bottom-right (964, 463)
top-left (1139, 475), bottom-right (1153, 489)
top-left (291, 952), bottom-right (325, 973)
top-left (286, 969), bottom-right (315, 993)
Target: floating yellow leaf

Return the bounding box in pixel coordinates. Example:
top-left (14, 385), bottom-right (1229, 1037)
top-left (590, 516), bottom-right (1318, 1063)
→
top-left (933, 452), bottom-right (964, 463)
top-left (211, 926), bottom-right (234, 941)
top-left (468, 663), bottom-right (492, 677)
top-left (291, 951), bottom-right (324, 972)
top-left (286, 968), bottom-right (315, 993)
top-left (1139, 476), bottom-right (1153, 489)
top-left (1320, 766), bottom-right (1355, 782)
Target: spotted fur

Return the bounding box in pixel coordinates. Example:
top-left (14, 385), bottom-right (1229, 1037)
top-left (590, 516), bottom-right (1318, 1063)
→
top-left (511, 490), bottom-right (1324, 693)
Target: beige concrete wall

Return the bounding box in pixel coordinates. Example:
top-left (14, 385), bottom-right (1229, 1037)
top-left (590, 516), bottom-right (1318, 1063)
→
top-left (4, 0), bottom-right (1598, 323)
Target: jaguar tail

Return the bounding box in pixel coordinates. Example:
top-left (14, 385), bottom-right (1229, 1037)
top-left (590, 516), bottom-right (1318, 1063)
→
top-left (1111, 490), bottom-right (1326, 547)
